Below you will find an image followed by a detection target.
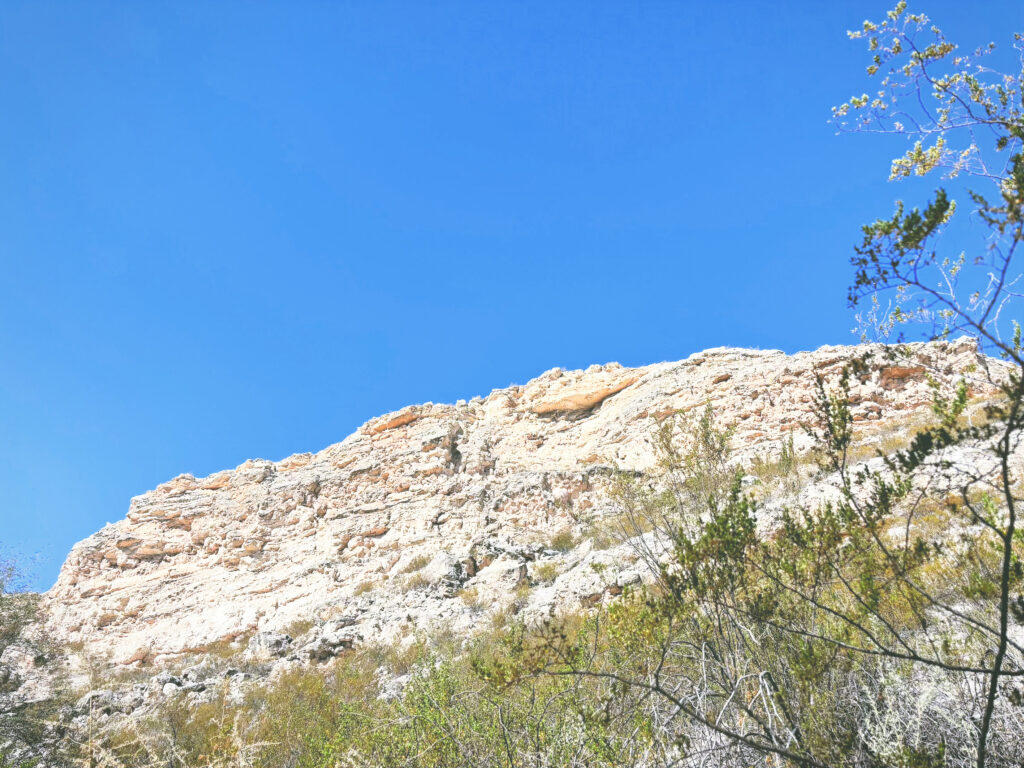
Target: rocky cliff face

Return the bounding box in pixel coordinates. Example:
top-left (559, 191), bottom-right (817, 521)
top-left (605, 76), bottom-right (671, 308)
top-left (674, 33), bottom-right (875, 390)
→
top-left (46, 340), bottom-right (1004, 666)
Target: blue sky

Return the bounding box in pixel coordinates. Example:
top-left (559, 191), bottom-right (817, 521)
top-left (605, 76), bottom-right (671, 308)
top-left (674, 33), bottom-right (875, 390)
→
top-left (1, 1), bottom-right (1021, 588)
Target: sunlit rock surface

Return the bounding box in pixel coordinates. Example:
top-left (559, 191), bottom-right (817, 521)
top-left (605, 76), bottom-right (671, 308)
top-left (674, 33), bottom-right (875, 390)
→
top-left (46, 339), bottom-right (1005, 664)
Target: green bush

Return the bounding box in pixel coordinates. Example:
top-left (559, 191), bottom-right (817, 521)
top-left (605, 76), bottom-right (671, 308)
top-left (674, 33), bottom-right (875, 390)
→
top-left (547, 528), bottom-right (576, 552)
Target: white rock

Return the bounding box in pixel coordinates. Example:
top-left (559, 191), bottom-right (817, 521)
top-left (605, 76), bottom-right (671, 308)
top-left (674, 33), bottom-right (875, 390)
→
top-left (44, 340), bottom-right (1007, 664)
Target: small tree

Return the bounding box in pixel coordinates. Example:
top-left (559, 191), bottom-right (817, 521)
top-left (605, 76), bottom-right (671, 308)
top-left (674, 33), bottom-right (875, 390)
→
top-left (551, 5), bottom-right (1024, 767)
top-left (835, 6), bottom-right (1024, 765)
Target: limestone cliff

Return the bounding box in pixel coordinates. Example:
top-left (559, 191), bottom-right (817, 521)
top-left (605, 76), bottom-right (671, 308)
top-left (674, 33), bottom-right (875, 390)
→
top-left (46, 340), bottom-right (1004, 665)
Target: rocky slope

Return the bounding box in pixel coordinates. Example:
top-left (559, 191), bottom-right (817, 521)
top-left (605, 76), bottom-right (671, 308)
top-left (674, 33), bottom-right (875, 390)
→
top-left (45, 339), bottom-right (1005, 668)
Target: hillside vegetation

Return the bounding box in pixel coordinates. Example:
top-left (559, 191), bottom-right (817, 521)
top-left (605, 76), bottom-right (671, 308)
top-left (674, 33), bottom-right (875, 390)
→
top-left (52, 374), bottom-right (1024, 768)
top-left (5, 3), bottom-right (1024, 767)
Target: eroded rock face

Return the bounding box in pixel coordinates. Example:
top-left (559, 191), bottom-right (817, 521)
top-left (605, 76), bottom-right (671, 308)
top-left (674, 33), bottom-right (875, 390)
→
top-left (46, 340), bottom-right (1005, 664)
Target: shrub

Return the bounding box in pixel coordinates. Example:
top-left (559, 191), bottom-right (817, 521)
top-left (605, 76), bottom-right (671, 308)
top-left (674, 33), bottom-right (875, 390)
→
top-left (547, 528), bottom-right (576, 552)
top-left (457, 586), bottom-right (485, 611)
top-left (284, 617), bottom-right (315, 638)
top-left (531, 561), bottom-right (560, 584)
top-left (401, 572), bottom-right (433, 592)
top-left (352, 580), bottom-right (376, 596)
top-left (400, 554), bottom-right (431, 574)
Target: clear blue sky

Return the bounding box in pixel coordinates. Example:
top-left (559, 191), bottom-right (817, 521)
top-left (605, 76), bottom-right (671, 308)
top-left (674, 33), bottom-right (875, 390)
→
top-left (1, 2), bottom-right (1020, 589)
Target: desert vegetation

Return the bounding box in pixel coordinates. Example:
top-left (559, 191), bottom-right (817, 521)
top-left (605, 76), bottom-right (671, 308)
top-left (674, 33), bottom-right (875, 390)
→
top-left (5, 3), bottom-right (1024, 767)
top-left (63, 369), bottom-right (1024, 767)
top-left (0, 557), bottom-right (64, 766)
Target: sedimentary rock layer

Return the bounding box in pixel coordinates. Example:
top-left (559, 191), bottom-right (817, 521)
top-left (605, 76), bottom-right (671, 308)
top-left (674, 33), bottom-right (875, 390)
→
top-left (46, 340), bottom-right (1003, 663)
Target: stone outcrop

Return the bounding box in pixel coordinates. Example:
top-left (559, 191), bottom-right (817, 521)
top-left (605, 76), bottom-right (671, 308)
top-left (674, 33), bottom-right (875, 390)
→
top-left (45, 339), bottom-right (1006, 665)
